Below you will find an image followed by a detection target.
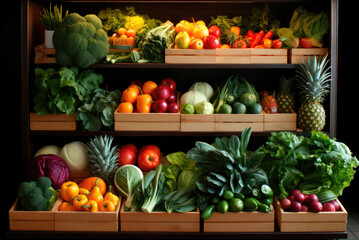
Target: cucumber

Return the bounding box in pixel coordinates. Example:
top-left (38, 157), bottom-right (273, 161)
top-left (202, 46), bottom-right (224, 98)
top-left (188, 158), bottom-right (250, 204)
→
top-left (201, 204), bottom-right (215, 220)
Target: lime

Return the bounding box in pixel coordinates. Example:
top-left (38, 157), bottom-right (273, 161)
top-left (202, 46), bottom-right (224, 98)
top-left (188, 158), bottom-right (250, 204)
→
top-left (233, 192), bottom-right (245, 200)
top-left (247, 103), bottom-right (262, 114)
top-left (261, 184), bottom-right (273, 198)
top-left (229, 198), bottom-right (244, 212)
top-left (232, 102), bottom-right (246, 114)
top-left (239, 93), bottom-right (257, 107)
top-left (218, 104), bottom-right (232, 114)
top-left (223, 190), bottom-right (234, 200)
top-left (181, 103), bottom-right (195, 114)
top-left (211, 197), bottom-right (220, 204)
top-left (216, 200), bottom-right (229, 214)
top-left (244, 198), bottom-right (258, 211)
top-left (261, 197), bottom-right (273, 206)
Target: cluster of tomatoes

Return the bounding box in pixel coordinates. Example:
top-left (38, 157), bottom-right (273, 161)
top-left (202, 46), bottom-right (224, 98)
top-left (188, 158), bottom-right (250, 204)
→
top-left (117, 78), bottom-right (179, 114)
top-left (117, 144), bottom-right (160, 172)
top-left (174, 19), bottom-right (221, 49)
top-left (109, 27), bottom-right (136, 46)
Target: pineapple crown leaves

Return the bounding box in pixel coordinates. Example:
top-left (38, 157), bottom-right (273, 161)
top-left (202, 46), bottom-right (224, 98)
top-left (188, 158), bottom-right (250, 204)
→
top-left (87, 135), bottom-right (119, 184)
top-left (296, 54), bottom-right (331, 104)
top-left (278, 76), bottom-right (295, 93)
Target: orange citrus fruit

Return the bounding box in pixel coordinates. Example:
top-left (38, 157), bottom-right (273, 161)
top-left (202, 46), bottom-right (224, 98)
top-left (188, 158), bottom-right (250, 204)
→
top-left (117, 102), bottom-right (134, 113)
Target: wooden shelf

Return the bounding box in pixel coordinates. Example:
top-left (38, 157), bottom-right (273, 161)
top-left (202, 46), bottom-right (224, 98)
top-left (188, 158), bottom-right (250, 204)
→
top-left (6, 230), bottom-right (347, 239)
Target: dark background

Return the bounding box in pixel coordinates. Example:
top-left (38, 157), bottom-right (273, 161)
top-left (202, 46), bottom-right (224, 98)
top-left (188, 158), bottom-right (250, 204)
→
top-left (2, 0), bottom-right (357, 238)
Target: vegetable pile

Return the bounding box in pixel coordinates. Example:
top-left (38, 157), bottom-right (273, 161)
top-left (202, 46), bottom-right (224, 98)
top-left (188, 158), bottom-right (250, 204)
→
top-left (257, 131), bottom-right (359, 200)
top-left (17, 177), bottom-right (59, 211)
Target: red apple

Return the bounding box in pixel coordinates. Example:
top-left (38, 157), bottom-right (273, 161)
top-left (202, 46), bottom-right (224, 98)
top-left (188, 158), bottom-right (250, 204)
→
top-left (208, 25), bottom-right (221, 39)
top-left (153, 85), bottom-right (170, 100)
top-left (160, 78), bottom-right (176, 92)
top-left (168, 102), bottom-right (179, 113)
top-left (119, 144), bottom-right (138, 156)
top-left (203, 35), bottom-right (220, 49)
top-left (153, 99), bottom-right (168, 113)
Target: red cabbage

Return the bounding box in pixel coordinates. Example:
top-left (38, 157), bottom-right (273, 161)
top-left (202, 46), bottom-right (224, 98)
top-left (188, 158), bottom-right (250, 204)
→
top-left (31, 154), bottom-right (70, 189)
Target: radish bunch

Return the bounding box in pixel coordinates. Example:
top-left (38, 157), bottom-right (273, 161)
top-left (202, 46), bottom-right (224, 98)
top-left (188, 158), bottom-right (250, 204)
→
top-left (280, 190), bottom-right (340, 212)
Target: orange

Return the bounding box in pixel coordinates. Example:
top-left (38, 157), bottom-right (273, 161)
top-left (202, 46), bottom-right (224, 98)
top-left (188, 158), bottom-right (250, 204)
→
top-left (126, 29), bottom-right (136, 37)
top-left (117, 28), bottom-right (127, 36)
top-left (128, 84), bottom-right (140, 95)
top-left (117, 102), bottom-right (134, 113)
top-left (230, 26), bottom-right (240, 36)
top-left (142, 80), bottom-right (158, 95)
top-left (220, 44), bottom-right (230, 49)
top-left (127, 37), bottom-right (134, 45)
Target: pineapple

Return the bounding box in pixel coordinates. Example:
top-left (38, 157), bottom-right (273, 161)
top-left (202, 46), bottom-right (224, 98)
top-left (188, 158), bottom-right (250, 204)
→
top-left (87, 135), bottom-right (119, 185)
top-left (296, 55), bottom-right (331, 132)
top-left (277, 76), bottom-right (295, 113)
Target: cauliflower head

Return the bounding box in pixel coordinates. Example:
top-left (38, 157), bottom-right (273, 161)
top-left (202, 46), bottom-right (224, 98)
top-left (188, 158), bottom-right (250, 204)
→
top-left (53, 13), bottom-right (109, 68)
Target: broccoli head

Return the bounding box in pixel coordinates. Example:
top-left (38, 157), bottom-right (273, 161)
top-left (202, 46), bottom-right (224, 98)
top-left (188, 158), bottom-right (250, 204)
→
top-left (53, 13), bottom-right (109, 68)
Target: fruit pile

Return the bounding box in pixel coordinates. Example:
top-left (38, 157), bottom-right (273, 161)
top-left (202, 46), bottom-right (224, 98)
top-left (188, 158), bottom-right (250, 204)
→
top-left (109, 27), bottom-right (136, 47)
top-left (117, 143), bottom-right (161, 172)
top-left (280, 190), bottom-right (341, 212)
top-left (117, 78), bottom-right (179, 113)
top-left (59, 177), bottom-right (119, 212)
top-left (174, 19), bottom-right (220, 49)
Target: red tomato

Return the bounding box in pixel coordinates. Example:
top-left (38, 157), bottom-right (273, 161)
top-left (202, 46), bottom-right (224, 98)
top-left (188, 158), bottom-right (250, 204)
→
top-left (137, 149), bottom-right (160, 172)
top-left (119, 144), bottom-right (138, 156)
top-left (139, 144), bottom-right (161, 156)
top-left (118, 148), bottom-right (137, 166)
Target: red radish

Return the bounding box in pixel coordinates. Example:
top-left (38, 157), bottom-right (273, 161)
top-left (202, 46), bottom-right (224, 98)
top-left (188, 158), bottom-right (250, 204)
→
top-left (330, 200), bottom-right (340, 211)
top-left (305, 194), bottom-right (319, 204)
top-left (323, 202), bottom-right (336, 212)
top-left (290, 201), bottom-right (302, 212)
top-left (290, 189), bottom-right (301, 196)
top-left (281, 198), bottom-right (291, 210)
top-left (294, 192), bottom-right (306, 203)
top-left (288, 195), bottom-right (295, 202)
top-left (302, 205), bottom-right (309, 212)
top-left (309, 201), bottom-right (323, 213)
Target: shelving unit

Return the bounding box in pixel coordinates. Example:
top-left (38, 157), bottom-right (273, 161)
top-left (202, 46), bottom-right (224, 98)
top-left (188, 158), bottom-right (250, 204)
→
top-left (12, 0), bottom-right (342, 239)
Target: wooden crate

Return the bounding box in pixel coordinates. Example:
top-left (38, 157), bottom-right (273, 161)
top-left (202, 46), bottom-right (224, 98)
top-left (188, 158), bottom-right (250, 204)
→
top-left (274, 197), bottom-right (347, 232)
top-left (30, 112), bottom-right (76, 131)
top-left (114, 112), bottom-right (180, 132)
top-left (215, 48), bottom-right (251, 64)
top-left (54, 197), bottom-right (121, 232)
top-left (120, 201), bottom-right (200, 232)
top-left (263, 113), bottom-right (297, 131)
top-left (250, 48), bottom-right (288, 64)
top-left (9, 198), bottom-right (62, 231)
top-left (288, 48), bottom-right (329, 64)
top-left (165, 49), bottom-right (216, 64)
top-left (215, 113), bottom-right (264, 132)
top-left (204, 205), bottom-right (275, 232)
top-left (180, 114), bottom-right (215, 132)
top-left (34, 44), bottom-right (137, 64)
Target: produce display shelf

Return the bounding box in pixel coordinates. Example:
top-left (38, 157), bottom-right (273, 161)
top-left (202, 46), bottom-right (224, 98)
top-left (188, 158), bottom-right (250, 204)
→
top-left (6, 230), bottom-right (347, 239)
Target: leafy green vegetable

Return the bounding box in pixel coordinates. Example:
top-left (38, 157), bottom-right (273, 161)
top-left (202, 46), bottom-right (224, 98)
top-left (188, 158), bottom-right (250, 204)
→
top-left (242, 4), bottom-right (280, 33)
top-left (187, 128), bottom-right (268, 211)
top-left (276, 28), bottom-right (299, 48)
top-left (258, 131), bottom-right (359, 200)
top-left (105, 50), bottom-right (142, 64)
top-left (208, 15), bottom-right (242, 43)
top-left (76, 88), bottom-right (121, 131)
top-left (163, 185), bottom-right (197, 213)
top-left (53, 13), bottom-right (109, 68)
top-left (33, 66), bottom-right (103, 116)
top-left (289, 7), bottom-right (329, 43)
top-left (166, 151), bottom-right (196, 170)
top-left (140, 20), bottom-right (176, 63)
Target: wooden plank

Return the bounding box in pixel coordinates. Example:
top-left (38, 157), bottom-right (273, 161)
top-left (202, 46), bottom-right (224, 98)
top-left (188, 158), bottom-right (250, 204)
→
top-left (30, 113), bottom-right (75, 122)
top-left (215, 113), bottom-right (263, 123)
top-left (115, 121), bottom-right (180, 131)
top-left (264, 122), bottom-right (296, 131)
top-left (30, 121), bottom-right (76, 131)
top-left (204, 222), bottom-right (274, 232)
top-left (55, 221), bottom-right (118, 232)
top-left (114, 112), bottom-right (180, 122)
top-left (121, 221), bottom-right (200, 232)
top-left (216, 122), bottom-right (264, 132)
top-left (279, 222), bottom-right (347, 232)
top-left (251, 55), bottom-right (287, 64)
top-left (289, 48), bottom-right (329, 56)
top-left (263, 113), bottom-right (296, 122)
top-left (181, 114), bottom-right (215, 122)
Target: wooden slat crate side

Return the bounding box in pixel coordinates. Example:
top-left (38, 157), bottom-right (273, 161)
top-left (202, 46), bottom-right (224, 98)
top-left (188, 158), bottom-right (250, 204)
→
top-left (30, 113), bottom-right (76, 122)
top-left (215, 113), bottom-right (264, 123)
top-left (215, 48), bottom-right (251, 56)
top-left (215, 56), bottom-right (251, 64)
top-left (263, 122), bottom-right (297, 131)
top-left (181, 114), bottom-right (215, 122)
top-left (250, 48), bottom-right (287, 56)
top-left (204, 222), bottom-right (274, 232)
top-left (115, 122), bottom-right (180, 131)
top-left (114, 112), bottom-right (180, 122)
top-left (263, 113), bottom-right (297, 122)
top-left (10, 220), bottom-right (55, 231)
top-left (55, 221), bottom-right (119, 232)
top-left (279, 221), bottom-right (347, 232)
top-left (251, 55), bottom-right (287, 64)
top-left (121, 221), bottom-right (200, 232)
top-left (30, 122), bottom-right (77, 131)
top-left (289, 48), bottom-right (329, 56)
top-left (181, 122), bottom-right (215, 132)
top-left (34, 44), bottom-right (56, 64)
